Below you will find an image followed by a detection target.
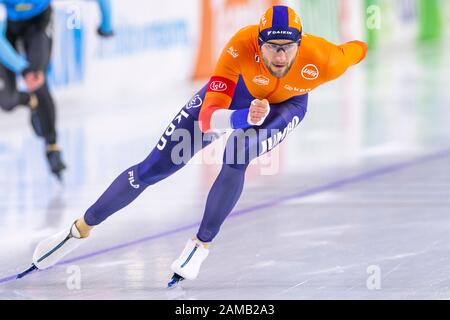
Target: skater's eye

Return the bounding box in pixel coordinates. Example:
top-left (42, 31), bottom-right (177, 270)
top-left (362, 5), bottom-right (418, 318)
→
top-left (262, 41), bottom-right (299, 53)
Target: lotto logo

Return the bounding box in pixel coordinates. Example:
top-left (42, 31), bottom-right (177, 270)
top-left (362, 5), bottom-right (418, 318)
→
top-left (301, 64), bottom-right (319, 80)
top-left (209, 81), bottom-right (227, 92)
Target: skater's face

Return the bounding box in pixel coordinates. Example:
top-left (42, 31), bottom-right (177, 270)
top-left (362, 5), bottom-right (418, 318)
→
top-left (260, 39), bottom-right (299, 78)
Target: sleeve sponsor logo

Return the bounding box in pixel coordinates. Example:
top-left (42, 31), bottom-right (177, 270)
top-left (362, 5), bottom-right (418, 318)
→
top-left (186, 94), bottom-right (203, 109)
top-left (261, 15), bottom-right (267, 27)
top-left (209, 81), bottom-right (228, 92)
top-left (301, 64), bottom-right (319, 80)
top-left (227, 46), bottom-right (239, 58)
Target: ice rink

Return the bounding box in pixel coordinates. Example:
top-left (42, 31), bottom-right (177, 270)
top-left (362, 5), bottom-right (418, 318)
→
top-left (0, 41), bottom-right (449, 299)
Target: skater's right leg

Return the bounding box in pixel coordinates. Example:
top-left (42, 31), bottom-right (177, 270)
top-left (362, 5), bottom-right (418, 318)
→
top-left (82, 106), bottom-right (212, 228)
top-left (26, 88), bottom-right (213, 273)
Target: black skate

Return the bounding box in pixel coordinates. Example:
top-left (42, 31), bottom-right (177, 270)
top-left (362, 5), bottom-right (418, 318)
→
top-left (46, 150), bottom-right (67, 180)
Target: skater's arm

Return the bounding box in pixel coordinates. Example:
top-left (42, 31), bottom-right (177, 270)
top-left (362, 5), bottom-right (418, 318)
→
top-left (325, 40), bottom-right (368, 82)
top-left (0, 5), bottom-right (29, 73)
top-left (199, 27), bottom-right (268, 132)
top-left (95, 0), bottom-right (113, 36)
top-left (199, 47), bottom-right (241, 132)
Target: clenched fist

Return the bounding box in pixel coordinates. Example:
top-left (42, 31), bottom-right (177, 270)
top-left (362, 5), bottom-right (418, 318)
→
top-left (248, 99), bottom-right (270, 126)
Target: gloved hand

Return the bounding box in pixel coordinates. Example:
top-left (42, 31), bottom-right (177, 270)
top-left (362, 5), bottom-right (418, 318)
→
top-left (248, 98), bottom-right (270, 126)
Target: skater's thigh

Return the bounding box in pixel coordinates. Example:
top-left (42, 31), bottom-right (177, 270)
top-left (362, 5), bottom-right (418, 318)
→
top-left (23, 8), bottom-right (53, 72)
top-left (222, 99), bottom-right (308, 167)
top-left (137, 86), bottom-right (217, 182)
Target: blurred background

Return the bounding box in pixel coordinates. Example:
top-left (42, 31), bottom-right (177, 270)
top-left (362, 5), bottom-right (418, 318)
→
top-left (0, 0), bottom-right (449, 299)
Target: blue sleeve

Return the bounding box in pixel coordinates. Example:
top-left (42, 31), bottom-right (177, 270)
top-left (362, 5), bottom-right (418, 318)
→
top-left (230, 94), bottom-right (308, 130)
top-left (231, 108), bottom-right (250, 129)
top-left (96, 0), bottom-right (113, 33)
top-left (0, 10), bottom-right (29, 73)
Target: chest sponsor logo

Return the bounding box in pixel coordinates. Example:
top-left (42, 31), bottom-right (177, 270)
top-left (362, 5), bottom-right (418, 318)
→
top-left (301, 64), bottom-right (319, 80)
top-left (253, 75), bottom-right (270, 86)
top-left (284, 85), bottom-right (311, 93)
top-left (209, 81), bottom-right (227, 92)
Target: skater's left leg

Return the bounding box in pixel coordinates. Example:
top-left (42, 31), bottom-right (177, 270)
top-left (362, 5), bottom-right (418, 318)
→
top-left (168, 162), bottom-right (246, 285)
top-left (22, 7), bottom-right (66, 178)
top-left (170, 99), bottom-right (308, 282)
top-left (197, 102), bottom-right (307, 243)
top-left (196, 162), bottom-right (247, 243)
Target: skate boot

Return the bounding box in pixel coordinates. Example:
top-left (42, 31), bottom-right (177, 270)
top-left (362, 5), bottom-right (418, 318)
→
top-left (168, 238), bottom-right (209, 288)
top-left (46, 146), bottom-right (67, 180)
top-left (17, 222), bottom-right (86, 279)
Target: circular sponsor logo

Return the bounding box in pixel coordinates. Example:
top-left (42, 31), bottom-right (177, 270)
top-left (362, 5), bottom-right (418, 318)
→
top-left (210, 81), bottom-right (227, 92)
top-left (186, 94), bottom-right (203, 109)
top-left (301, 64), bottom-right (319, 80)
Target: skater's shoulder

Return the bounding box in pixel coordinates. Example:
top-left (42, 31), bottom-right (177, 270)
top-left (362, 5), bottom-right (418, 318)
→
top-left (226, 25), bottom-right (259, 50)
top-left (298, 34), bottom-right (336, 64)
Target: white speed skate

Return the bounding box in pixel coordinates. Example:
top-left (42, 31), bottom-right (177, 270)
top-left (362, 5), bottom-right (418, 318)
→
top-left (17, 222), bottom-right (86, 279)
top-left (167, 238), bottom-right (209, 288)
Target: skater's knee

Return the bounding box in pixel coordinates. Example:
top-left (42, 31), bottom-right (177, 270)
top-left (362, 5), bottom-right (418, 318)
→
top-left (223, 132), bottom-right (258, 169)
top-left (136, 157), bottom-right (175, 185)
